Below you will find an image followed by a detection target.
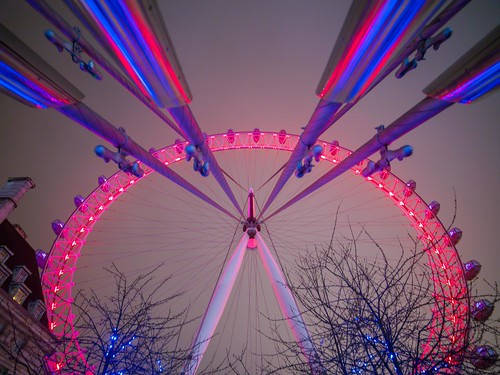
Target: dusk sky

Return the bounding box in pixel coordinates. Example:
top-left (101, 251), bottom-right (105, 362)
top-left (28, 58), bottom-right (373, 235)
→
top-left (0, 1), bottom-right (499, 371)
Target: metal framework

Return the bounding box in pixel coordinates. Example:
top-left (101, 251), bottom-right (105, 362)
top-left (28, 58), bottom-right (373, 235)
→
top-left (42, 131), bottom-right (469, 374)
top-left (4, 1), bottom-right (496, 372)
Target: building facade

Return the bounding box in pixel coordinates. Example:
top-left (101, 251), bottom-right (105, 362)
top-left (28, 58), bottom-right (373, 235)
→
top-left (0, 178), bottom-right (55, 374)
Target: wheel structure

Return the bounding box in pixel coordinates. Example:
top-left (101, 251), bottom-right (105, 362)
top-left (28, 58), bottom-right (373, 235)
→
top-left (41, 130), bottom-right (470, 374)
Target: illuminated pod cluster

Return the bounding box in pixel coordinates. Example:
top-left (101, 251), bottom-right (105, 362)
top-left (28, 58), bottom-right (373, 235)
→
top-left (42, 131), bottom-right (469, 374)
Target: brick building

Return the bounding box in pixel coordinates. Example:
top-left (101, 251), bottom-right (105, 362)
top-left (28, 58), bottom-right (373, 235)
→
top-left (0, 178), bottom-right (55, 374)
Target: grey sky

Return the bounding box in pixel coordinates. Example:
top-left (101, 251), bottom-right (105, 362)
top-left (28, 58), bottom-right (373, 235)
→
top-left (0, 0), bottom-right (499, 371)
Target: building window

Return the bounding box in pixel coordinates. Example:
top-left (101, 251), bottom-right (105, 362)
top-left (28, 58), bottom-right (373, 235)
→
top-left (12, 265), bottom-right (31, 284)
top-left (28, 299), bottom-right (46, 321)
top-left (9, 283), bottom-right (31, 305)
top-left (0, 245), bottom-right (13, 264)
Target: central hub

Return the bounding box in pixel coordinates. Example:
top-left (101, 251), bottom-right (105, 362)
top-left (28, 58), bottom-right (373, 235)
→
top-left (242, 188), bottom-right (261, 248)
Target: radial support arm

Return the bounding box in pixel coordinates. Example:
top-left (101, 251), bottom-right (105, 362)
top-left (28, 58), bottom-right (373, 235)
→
top-left (255, 232), bottom-right (324, 374)
top-left (317, 0), bottom-right (472, 132)
top-left (266, 97), bottom-right (453, 220)
top-left (259, 99), bottom-right (342, 218)
top-left (26, 0), bottom-right (184, 137)
top-left (260, 1), bottom-right (471, 219)
top-left (57, 102), bottom-right (238, 220)
top-left (183, 233), bottom-right (249, 375)
top-left (168, 105), bottom-right (244, 217)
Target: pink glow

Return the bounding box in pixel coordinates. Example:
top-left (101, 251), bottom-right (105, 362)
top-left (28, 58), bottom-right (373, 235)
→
top-left (319, 2), bottom-right (385, 98)
top-left (43, 131), bottom-right (469, 372)
top-left (126, 2), bottom-right (191, 104)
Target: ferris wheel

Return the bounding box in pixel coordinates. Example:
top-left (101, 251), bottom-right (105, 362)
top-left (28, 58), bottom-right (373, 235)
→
top-left (1, 1), bottom-right (499, 373)
top-left (40, 130), bottom-right (468, 373)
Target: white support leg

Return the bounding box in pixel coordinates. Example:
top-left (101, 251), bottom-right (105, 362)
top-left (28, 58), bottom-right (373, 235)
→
top-left (255, 232), bottom-right (324, 374)
top-left (183, 233), bottom-right (249, 375)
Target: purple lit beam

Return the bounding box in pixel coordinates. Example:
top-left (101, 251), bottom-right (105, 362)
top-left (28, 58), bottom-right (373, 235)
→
top-left (259, 0), bottom-right (448, 218)
top-left (168, 105), bottom-right (244, 217)
top-left (183, 233), bottom-right (249, 375)
top-left (265, 97), bottom-right (453, 221)
top-left (323, 0), bottom-right (472, 129)
top-left (268, 37), bottom-right (500, 218)
top-left (26, 0), bottom-right (184, 136)
top-left (0, 26), bottom-right (234, 219)
top-left (62, 0), bottom-right (192, 108)
top-left (0, 23), bottom-right (84, 109)
top-left (259, 99), bottom-right (341, 217)
top-left (57, 102), bottom-right (238, 221)
top-left (424, 24), bottom-right (500, 104)
top-left (28, 0), bottom-right (243, 217)
top-left (317, 0), bottom-right (445, 103)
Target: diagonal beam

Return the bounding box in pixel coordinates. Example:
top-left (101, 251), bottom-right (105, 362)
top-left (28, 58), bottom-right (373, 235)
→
top-left (57, 102), bottom-right (238, 221)
top-left (266, 22), bottom-right (500, 220)
top-left (316, 0), bottom-right (472, 131)
top-left (265, 97), bottom-right (453, 221)
top-left (183, 233), bottom-right (249, 375)
top-left (255, 232), bottom-right (324, 374)
top-left (169, 105), bottom-right (244, 217)
top-left (26, 0), bottom-right (184, 137)
top-left (260, 1), bottom-right (470, 219)
top-left (259, 99), bottom-right (342, 217)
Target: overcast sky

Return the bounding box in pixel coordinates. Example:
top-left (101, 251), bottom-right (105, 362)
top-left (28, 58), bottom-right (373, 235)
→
top-left (0, 0), bottom-right (499, 370)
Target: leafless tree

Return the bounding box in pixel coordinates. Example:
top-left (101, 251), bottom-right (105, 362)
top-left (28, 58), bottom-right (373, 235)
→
top-left (268, 227), bottom-right (498, 374)
top-left (62, 263), bottom-right (235, 375)
top-left (68, 263), bottom-right (191, 374)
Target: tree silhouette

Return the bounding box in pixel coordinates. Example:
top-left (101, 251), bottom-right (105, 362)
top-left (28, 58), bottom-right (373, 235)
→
top-left (71, 264), bottom-right (190, 374)
top-left (65, 263), bottom-right (236, 375)
top-left (268, 227), bottom-right (498, 374)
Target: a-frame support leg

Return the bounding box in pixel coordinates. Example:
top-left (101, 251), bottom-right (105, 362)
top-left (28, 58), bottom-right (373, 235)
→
top-left (183, 233), bottom-right (249, 375)
top-left (255, 232), bottom-right (324, 374)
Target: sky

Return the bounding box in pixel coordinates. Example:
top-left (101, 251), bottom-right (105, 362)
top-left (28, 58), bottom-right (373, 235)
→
top-left (0, 0), bottom-right (499, 371)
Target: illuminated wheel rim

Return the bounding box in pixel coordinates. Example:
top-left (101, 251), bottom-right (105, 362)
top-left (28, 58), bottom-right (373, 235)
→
top-left (42, 131), bottom-right (469, 373)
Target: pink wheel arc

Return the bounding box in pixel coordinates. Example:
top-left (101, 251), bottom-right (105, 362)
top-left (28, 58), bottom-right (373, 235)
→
top-left (42, 130), bottom-right (469, 373)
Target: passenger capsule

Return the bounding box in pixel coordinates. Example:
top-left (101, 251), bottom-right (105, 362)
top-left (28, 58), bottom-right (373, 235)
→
top-left (447, 227), bottom-right (462, 246)
top-left (464, 260), bottom-right (481, 280)
top-left (36, 249), bottom-right (48, 269)
top-left (51, 220), bottom-right (64, 236)
top-left (470, 345), bottom-right (498, 370)
top-left (472, 299), bottom-right (494, 322)
top-left (330, 140), bottom-right (339, 156)
top-left (227, 129), bottom-right (235, 144)
top-left (278, 129), bottom-right (287, 144)
top-left (174, 139), bottom-right (184, 154)
top-left (379, 169), bottom-right (389, 180)
top-left (425, 201), bottom-right (440, 219)
top-left (403, 180), bottom-right (416, 197)
top-left (74, 195), bottom-right (84, 206)
top-left (98, 175), bottom-right (110, 192)
top-left (252, 128), bottom-right (261, 143)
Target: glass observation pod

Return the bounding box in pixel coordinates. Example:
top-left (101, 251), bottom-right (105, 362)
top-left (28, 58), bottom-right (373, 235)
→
top-left (0, 23), bottom-right (84, 109)
top-left (316, 0), bottom-right (446, 104)
top-left (424, 24), bottom-right (500, 104)
top-left (63, 0), bottom-right (192, 108)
